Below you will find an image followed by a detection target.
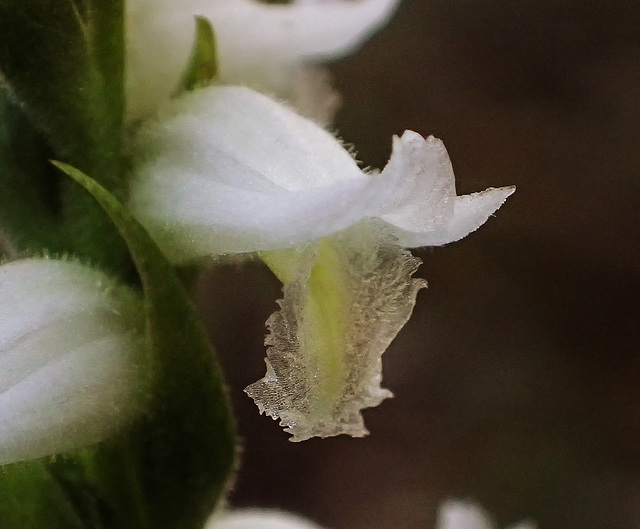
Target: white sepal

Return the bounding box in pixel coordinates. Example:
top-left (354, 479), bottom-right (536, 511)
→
top-left (130, 86), bottom-right (513, 263)
top-left (126, 0), bottom-right (399, 122)
top-left (0, 258), bottom-right (147, 464)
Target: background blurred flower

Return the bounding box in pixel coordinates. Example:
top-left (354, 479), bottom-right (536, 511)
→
top-left (436, 501), bottom-right (535, 529)
top-left (126, 0), bottom-right (400, 124)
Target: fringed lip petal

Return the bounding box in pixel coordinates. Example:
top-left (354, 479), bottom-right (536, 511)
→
top-left (249, 224), bottom-right (426, 441)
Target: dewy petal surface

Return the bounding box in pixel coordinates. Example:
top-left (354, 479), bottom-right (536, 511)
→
top-left (248, 223), bottom-right (426, 441)
top-left (0, 258), bottom-right (146, 464)
top-left (130, 85), bottom-right (514, 263)
top-left (126, 0), bottom-right (400, 121)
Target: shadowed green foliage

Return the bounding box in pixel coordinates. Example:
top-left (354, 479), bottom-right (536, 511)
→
top-left (0, 0), bottom-right (131, 275)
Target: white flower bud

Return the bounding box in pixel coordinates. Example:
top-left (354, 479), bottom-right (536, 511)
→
top-left (0, 258), bottom-right (147, 464)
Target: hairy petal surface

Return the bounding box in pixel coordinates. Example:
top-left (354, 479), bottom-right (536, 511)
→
top-left (126, 0), bottom-right (399, 121)
top-left (130, 86), bottom-right (514, 263)
top-left (0, 258), bottom-right (146, 464)
top-left (248, 224), bottom-right (426, 441)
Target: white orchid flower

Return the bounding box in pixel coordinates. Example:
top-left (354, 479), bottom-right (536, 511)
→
top-left (129, 85), bottom-right (514, 441)
top-left (126, 0), bottom-right (400, 124)
top-left (0, 258), bottom-right (147, 464)
top-left (436, 501), bottom-right (536, 529)
top-left (207, 509), bottom-right (325, 529)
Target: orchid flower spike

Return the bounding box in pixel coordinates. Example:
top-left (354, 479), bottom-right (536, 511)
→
top-left (129, 85), bottom-right (513, 441)
top-left (436, 501), bottom-right (536, 529)
top-left (207, 509), bottom-right (325, 529)
top-left (126, 0), bottom-right (401, 124)
top-left (0, 258), bottom-right (147, 464)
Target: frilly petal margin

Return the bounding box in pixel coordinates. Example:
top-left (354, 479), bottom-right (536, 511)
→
top-left (129, 86), bottom-right (514, 263)
top-left (126, 0), bottom-right (400, 121)
top-left (249, 223), bottom-right (426, 441)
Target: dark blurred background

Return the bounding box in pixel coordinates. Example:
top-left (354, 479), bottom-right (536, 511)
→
top-left (196, 1), bottom-right (640, 528)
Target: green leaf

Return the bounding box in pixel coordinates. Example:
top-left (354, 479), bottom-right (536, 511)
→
top-left (0, 0), bottom-right (124, 180)
top-left (0, 460), bottom-right (87, 529)
top-left (175, 16), bottom-right (219, 95)
top-left (53, 161), bottom-right (236, 529)
top-left (0, 0), bottom-right (131, 275)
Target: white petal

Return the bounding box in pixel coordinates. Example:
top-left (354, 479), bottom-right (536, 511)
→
top-left (436, 501), bottom-right (496, 529)
top-left (0, 259), bottom-right (146, 464)
top-left (378, 132), bottom-right (515, 246)
top-left (131, 86), bottom-right (514, 261)
top-left (126, 0), bottom-right (399, 121)
top-left (130, 86), bottom-right (387, 261)
top-left (247, 223), bottom-right (426, 441)
top-left (378, 132), bottom-right (456, 228)
top-left (386, 186), bottom-right (516, 247)
top-left (207, 509), bottom-right (324, 529)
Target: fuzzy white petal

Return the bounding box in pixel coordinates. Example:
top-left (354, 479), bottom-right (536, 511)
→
top-left (131, 86), bottom-right (387, 261)
top-left (207, 509), bottom-right (324, 529)
top-left (248, 223), bottom-right (425, 441)
top-left (126, 0), bottom-right (399, 121)
top-left (0, 259), bottom-right (146, 464)
top-left (130, 86), bottom-right (513, 263)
